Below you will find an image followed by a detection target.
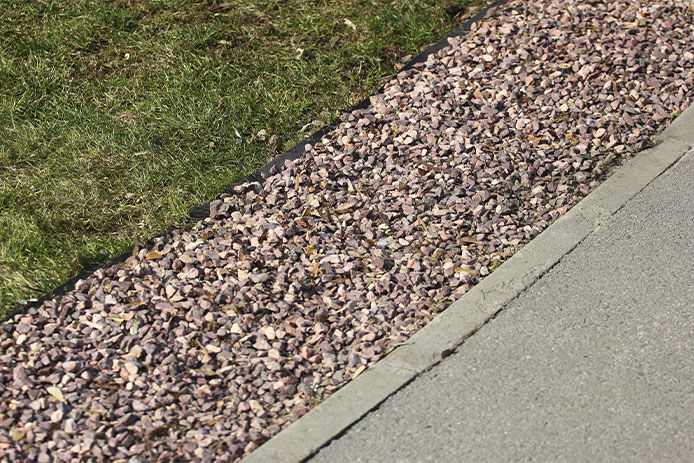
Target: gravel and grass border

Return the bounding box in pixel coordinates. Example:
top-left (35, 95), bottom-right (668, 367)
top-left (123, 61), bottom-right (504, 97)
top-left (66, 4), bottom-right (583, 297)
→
top-left (0, 0), bottom-right (487, 316)
top-left (1, 0), bottom-right (692, 461)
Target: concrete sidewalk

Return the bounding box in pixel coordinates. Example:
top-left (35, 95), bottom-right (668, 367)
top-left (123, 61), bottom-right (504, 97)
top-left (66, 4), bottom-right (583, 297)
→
top-left (244, 106), bottom-right (694, 462)
top-left (310, 148), bottom-right (694, 462)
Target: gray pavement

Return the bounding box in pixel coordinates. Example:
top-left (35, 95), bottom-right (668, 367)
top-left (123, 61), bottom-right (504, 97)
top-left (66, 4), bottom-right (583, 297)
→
top-left (310, 148), bottom-right (694, 462)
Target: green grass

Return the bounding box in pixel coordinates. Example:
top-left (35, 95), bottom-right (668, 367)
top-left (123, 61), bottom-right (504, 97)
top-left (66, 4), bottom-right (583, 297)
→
top-left (0, 0), bottom-right (483, 316)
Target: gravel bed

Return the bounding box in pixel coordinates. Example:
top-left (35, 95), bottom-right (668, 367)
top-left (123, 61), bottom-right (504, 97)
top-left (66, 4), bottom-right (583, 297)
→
top-left (2, 0), bottom-right (693, 461)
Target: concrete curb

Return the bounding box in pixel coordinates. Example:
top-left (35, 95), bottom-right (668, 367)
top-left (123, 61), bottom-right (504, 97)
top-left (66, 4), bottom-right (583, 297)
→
top-left (243, 107), bottom-right (694, 461)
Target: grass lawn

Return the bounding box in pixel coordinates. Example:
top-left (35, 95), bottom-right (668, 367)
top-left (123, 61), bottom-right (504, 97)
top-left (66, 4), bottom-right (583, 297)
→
top-left (0, 0), bottom-right (483, 317)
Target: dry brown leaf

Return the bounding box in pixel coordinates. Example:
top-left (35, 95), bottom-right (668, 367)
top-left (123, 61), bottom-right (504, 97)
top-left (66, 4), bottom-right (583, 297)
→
top-left (148, 426), bottom-right (170, 438)
top-left (205, 416), bottom-right (223, 426)
top-left (454, 267), bottom-right (478, 276)
top-left (335, 201), bottom-right (356, 213)
top-left (91, 381), bottom-right (120, 390)
top-left (217, 395), bottom-right (234, 408)
top-left (430, 248), bottom-right (444, 265)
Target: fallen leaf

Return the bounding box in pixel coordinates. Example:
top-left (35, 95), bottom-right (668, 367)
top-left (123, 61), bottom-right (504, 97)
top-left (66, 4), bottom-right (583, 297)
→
top-left (205, 416), bottom-right (223, 426)
top-left (46, 386), bottom-right (66, 403)
top-left (473, 89), bottom-right (486, 103)
top-left (430, 248), bottom-right (444, 265)
top-left (145, 251), bottom-right (162, 260)
top-left (148, 426), bottom-right (170, 438)
top-left (454, 267), bottom-right (478, 276)
top-left (335, 201), bottom-right (356, 214)
top-left (344, 18), bottom-right (357, 31)
top-left (91, 381), bottom-right (120, 390)
top-left (459, 237), bottom-right (484, 245)
top-left (9, 428), bottom-right (25, 442)
top-left (217, 395), bottom-right (234, 408)
top-left (418, 161), bottom-right (442, 173)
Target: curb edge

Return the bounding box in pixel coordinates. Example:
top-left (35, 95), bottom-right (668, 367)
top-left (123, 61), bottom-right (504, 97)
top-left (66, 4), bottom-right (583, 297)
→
top-left (242, 101), bottom-right (694, 463)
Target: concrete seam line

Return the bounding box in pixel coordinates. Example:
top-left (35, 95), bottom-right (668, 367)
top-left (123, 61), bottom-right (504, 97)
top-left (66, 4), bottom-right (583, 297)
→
top-left (242, 128), bottom-right (692, 463)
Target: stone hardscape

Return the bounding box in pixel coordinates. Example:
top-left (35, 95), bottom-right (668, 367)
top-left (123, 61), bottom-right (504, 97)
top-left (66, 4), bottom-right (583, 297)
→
top-left (1, 0), bottom-right (692, 461)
